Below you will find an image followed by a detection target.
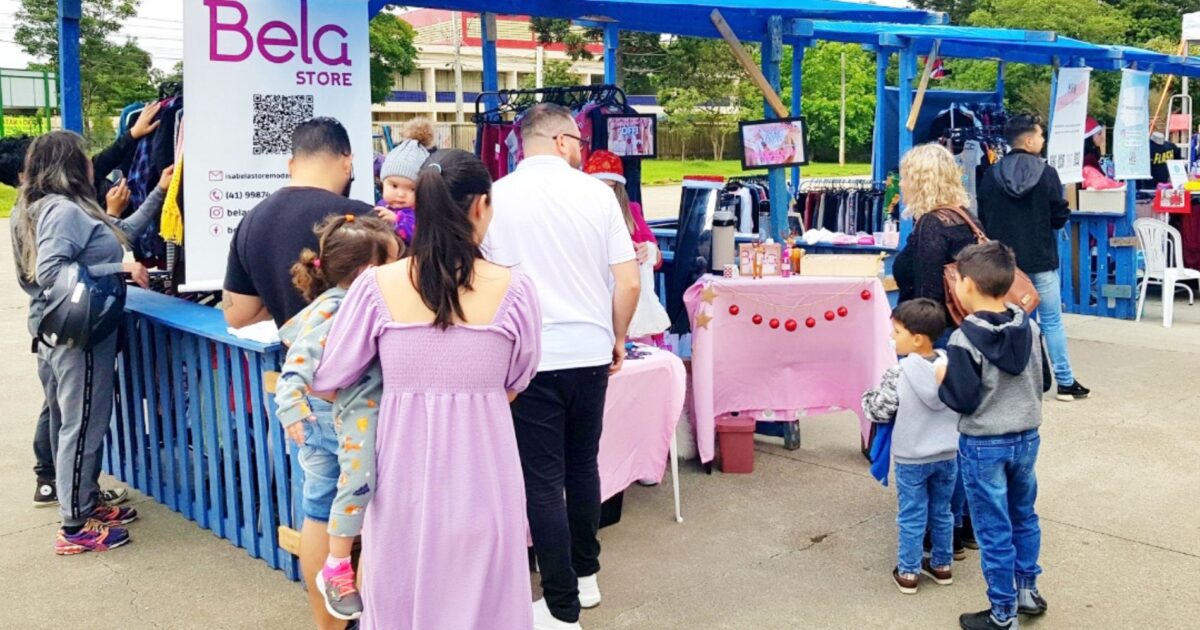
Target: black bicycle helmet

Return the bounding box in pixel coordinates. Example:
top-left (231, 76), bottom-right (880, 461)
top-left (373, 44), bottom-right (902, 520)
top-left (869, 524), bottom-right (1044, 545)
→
top-left (37, 263), bottom-right (127, 350)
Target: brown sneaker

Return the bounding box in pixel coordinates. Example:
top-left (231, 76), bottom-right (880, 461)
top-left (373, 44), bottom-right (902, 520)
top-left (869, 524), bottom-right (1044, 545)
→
top-left (893, 567), bottom-right (919, 594)
top-left (922, 558), bottom-right (953, 585)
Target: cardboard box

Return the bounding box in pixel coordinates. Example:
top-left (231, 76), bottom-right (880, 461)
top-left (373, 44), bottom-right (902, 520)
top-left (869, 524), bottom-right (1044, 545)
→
top-left (1077, 188), bottom-right (1127, 214)
top-left (798, 253), bottom-right (885, 278)
top-left (1065, 183), bottom-right (1079, 210)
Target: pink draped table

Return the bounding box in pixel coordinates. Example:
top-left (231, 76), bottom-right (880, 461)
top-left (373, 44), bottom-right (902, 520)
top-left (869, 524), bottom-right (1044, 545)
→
top-left (600, 345), bottom-right (686, 522)
top-left (683, 275), bottom-right (896, 463)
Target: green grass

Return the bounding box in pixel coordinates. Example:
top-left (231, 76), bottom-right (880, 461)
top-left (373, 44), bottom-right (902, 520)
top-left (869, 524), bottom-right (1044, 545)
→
top-left (641, 159), bottom-right (870, 186)
top-left (0, 183), bottom-right (15, 219)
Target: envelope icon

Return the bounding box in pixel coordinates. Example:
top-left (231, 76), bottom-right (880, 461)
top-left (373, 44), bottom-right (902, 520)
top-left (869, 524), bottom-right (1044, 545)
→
top-left (208, 170), bottom-right (224, 181)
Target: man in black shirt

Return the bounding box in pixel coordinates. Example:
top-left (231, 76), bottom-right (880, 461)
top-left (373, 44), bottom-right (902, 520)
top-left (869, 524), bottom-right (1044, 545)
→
top-left (223, 117), bottom-right (373, 328)
top-left (1148, 131), bottom-right (1180, 188)
top-left (978, 114), bottom-right (1090, 403)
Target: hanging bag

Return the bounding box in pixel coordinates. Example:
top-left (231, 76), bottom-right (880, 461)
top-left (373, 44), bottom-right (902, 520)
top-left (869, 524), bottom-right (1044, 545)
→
top-left (935, 206), bottom-right (1040, 324)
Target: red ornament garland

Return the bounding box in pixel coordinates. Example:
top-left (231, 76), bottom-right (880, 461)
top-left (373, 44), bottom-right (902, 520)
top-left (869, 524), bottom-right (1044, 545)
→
top-left (721, 284), bottom-right (871, 334)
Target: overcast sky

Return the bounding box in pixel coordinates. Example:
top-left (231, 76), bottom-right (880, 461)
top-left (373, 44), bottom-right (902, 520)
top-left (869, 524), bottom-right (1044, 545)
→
top-left (0, 1), bottom-right (915, 74)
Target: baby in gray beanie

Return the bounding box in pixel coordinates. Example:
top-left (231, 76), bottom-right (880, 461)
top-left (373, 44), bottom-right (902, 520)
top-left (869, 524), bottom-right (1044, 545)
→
top-left (376, 119), bottom-right (435, 243)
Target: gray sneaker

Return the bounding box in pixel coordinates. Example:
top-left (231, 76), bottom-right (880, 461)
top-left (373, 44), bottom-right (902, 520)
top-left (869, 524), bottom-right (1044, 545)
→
top-left (317, 563), bottom-right (363, 621)
top-left (100, 488), bottom-right (129, 505)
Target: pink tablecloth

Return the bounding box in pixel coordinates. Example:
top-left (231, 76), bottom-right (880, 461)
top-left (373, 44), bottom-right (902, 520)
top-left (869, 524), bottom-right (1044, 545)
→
top-left (683, 275), bottom-right (896, 463)
top-left (599, 346), bottom-right (687, 501)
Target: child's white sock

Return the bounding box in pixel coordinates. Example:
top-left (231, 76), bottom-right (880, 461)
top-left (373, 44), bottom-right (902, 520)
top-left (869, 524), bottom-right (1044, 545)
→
top-left (325, 554), bottom-right (351, 570)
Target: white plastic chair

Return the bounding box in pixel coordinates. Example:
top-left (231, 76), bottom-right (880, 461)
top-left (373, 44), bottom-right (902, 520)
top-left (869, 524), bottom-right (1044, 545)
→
top-left (1134, 218), bottom-right (1200, 327)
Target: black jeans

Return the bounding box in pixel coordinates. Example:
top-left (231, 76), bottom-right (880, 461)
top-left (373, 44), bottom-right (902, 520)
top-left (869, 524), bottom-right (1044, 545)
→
top-left (512, 365), bottom-right (609, 623)
top-left (33, 398), bottom-right (54, 481)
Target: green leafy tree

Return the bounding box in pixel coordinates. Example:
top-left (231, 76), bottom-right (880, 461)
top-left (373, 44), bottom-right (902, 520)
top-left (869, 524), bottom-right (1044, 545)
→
top-left (656, 38), bottom-right (745, 160)
top-left (520, 60), bottom-right (580, 89)
top-left (529, 19), bottom-right (666, 94)
top-left (13, 0), bottom-right (154, 142)
top-left (909, 0), bottom-right (984, 26)
top-left (1102, 0), bottom-right (1190, 45)
top-left (369, 11), bottom-right (418, 104)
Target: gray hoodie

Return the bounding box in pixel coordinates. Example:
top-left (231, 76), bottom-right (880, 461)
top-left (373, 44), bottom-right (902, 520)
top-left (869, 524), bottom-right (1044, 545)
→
top-left (861, 351), bottom-right (961, 464)
top-left (892, 351), bottom-right (960, 464)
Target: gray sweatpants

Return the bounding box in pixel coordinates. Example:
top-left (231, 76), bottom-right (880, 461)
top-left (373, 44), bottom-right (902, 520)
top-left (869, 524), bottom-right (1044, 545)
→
top-left (38, 333), bottom-right (118, 528)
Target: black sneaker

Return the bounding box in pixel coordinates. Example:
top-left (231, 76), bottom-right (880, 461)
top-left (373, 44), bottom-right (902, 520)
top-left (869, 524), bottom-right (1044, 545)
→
top-left (1018, 588), bottom-right (1048, 616)
top-left (34, 479), bottom-right (57, 508)
top-left (959, 609), bottom-right (1018, 630)
top-left (1056, 380), bottom-right (1091, 402)
top-left (952, 529), bottom-right (967, 561)
top-left (957, 524), bottom-right (979, 550)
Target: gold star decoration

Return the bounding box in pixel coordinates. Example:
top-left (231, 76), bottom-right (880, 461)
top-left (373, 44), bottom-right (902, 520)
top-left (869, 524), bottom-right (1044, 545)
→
top-left (700, 284), bottom-right (719, 304)
top-left (696, 311), bottom-right (713, 329)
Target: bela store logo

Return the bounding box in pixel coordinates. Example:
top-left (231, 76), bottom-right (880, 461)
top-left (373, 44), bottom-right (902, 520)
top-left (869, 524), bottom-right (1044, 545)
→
top-left (204, 0), bottom-right (356, 86)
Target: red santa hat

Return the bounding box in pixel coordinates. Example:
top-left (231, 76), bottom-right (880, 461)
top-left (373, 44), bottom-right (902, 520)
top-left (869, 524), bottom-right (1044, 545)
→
top-left (1084, 117), bottom-right (1103, 139)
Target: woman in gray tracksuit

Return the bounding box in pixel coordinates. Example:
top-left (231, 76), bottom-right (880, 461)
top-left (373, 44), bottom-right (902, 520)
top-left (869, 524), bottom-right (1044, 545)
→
top-left (12, 131), bottom-right (171, 554)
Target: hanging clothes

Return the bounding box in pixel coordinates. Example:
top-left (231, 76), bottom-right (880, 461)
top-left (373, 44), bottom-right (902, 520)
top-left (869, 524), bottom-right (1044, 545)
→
top-left (161, 157), bottom-right (185, 245)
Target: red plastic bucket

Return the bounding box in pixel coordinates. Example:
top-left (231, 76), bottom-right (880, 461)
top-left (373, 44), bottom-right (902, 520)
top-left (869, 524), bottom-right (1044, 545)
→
top-left (716, 414), bottom-right (756, 474)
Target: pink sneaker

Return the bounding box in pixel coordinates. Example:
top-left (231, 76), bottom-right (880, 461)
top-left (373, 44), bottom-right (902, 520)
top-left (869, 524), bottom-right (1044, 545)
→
top-left (317, 561), bottom-right (362, 620)
top-left (56, 520), bottom-right (131, 555)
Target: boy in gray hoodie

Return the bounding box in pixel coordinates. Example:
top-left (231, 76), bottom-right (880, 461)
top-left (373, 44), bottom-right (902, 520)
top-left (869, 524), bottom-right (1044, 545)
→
top-left (938, 242), bottom-right (1053, 630)
top-left (862, 298), bottom-right (961, 595)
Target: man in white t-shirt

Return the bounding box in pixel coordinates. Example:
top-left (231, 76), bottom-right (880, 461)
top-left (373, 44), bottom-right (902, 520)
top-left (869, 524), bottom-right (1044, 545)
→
top-left (485, 103), bottom-right (640, 630)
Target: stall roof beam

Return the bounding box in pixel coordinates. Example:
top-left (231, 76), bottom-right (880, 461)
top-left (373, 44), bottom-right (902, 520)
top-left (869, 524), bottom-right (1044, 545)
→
top-left (374, 0), bottom-right (942, 39)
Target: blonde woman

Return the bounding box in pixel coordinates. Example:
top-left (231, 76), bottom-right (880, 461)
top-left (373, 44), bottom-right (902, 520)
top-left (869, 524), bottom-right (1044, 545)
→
top-left (892, 143), bottom-right (977, 331)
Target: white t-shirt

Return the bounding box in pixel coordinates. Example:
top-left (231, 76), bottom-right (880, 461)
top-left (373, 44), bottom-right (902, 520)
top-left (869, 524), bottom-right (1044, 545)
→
top-left (485, 155), bottom-right (636, 371)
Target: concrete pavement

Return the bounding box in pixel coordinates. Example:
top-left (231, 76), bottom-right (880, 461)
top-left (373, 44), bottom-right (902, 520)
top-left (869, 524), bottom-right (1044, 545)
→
top-left (1, 219), bottom-right (1198, 629)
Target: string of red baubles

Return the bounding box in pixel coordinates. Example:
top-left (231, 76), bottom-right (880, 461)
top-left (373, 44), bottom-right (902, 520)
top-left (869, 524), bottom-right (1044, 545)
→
top-left (726, 289), bottom-right (873, 331)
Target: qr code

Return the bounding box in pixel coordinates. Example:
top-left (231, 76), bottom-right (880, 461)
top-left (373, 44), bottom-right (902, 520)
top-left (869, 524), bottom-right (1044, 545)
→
top-left (251, 94), bottom-right (314, 155)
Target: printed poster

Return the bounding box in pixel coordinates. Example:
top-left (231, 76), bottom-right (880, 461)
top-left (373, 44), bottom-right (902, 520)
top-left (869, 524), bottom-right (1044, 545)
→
top-left (182, 0), bottom-right (373, 291)
top-left (1045, 67), bottom-right (1091, 185)
top-left (1113, 69), bottom-right (1151, 181)
top-left (605, 115), bottom-right (657, 158)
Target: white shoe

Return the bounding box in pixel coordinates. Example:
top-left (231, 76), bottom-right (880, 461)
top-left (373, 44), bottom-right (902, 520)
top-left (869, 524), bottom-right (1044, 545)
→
top-left (578, 574), bottom-right (602, 608)
top-left (533, 599), bottom-right (582, 630)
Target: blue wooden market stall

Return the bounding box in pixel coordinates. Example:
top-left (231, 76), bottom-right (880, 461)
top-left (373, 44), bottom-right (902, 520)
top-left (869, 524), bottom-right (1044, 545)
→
top-left (53, 0), bottom-right (963, 579)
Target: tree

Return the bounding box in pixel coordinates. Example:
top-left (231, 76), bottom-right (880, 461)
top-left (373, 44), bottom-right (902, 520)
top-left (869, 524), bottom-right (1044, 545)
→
top-left (1102, 0), bottom-right (1190, 46)
top-left (529, 19), bottom-right (666, 94)
top-left (520, 60), bottom-right (580, 89)
top-left (369, 11), bottom-right (418, 105)
top-left (909, 0), bottom-right (984, 26)
top-left (656, 38), bottom-right (745, 160)
top-left (13, 0), bottom-right (155, 143)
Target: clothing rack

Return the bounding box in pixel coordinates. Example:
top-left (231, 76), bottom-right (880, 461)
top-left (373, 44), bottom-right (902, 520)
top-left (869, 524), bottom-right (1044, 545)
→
top-left (474, 85), bottom-right (627, 122)
top-left (798, 178), bottom-right (882, 192)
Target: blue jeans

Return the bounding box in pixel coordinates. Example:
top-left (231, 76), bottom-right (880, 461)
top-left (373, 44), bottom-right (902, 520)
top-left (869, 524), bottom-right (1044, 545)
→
top-left (895, 459), bottom-right (957, 573)
top-left (1030, 270), bottom-right (1074, 386)
top-left (297, 399), bottom-right (339, 523)
top-left (960, 430), bottom-right (1043, 621)
top-left (951, 454), bottom-right (967, 528)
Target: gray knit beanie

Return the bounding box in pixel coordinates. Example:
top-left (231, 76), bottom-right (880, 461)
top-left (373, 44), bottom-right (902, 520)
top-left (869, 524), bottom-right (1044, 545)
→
top-left (380, 139), bottom-right (431, 182)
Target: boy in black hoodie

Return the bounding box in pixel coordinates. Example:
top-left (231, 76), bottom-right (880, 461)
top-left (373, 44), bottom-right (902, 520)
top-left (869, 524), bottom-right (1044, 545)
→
top-left (977, 114), bottom-right (1089, 403)
top-left (938, 242), bottom-right (1052, 630)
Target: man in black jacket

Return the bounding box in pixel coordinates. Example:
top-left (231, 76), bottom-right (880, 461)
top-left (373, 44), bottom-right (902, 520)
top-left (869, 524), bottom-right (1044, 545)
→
top-left (978, 114), bottom-right (1090, 402)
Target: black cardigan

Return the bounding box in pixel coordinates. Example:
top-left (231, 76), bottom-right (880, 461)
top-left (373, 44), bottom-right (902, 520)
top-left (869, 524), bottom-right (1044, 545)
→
top-left (893, 211), bottom-right (977, 308)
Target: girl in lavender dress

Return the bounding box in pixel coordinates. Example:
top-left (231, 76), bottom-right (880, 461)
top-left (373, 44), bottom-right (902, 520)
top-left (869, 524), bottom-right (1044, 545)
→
top-left (313, 149), bottom-right (542, 629)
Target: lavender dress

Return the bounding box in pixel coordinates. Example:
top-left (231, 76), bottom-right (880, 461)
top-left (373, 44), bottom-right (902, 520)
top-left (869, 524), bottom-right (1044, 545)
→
top-left (313, 267), bottom-right (541, 629)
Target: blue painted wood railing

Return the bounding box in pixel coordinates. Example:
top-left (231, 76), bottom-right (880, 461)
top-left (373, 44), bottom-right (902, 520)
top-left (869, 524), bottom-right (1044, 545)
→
top-left (1056, 212), bottom-right (1137, 319)
top-left (102, 289), bottom-right (302, 580)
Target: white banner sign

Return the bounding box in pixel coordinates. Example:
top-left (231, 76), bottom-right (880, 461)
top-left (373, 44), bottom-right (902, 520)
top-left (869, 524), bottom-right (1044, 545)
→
top-left (1045, 67), bottom-right (1091, 185)
top-left (182, 0), bottom-right (373, 291)
top-left (1113, 69), bottom-right (1151, 181)
top-left (1184, 12), bottom-right (1200, 42)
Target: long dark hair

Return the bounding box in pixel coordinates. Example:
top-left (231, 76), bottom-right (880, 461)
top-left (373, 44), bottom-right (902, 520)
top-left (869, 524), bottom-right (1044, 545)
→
top-left (14, 131), bottom-right (125, 282)
top-left (410, 149), bottom-right (492, 329)
top-left (291, 214), bottom-right (398, 302)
